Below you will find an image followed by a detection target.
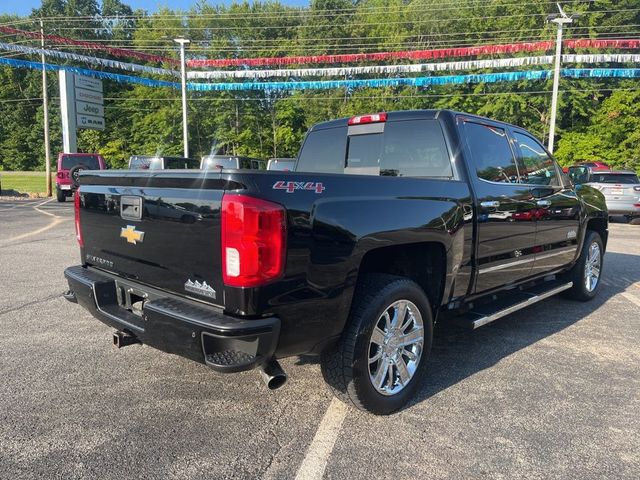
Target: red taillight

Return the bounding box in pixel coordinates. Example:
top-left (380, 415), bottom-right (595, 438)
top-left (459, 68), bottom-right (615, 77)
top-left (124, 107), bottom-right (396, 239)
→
top-left (74, 192), bottom-right (84, 248)
top-left (221, 194), bottom-right (286, 287)
top-left (348, 112), bottom-right (387, 126)
top-left (56, 172), bottom-right (64, 179)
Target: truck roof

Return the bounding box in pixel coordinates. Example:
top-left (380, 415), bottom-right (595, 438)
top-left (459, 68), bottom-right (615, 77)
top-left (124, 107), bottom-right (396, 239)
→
top-left (309, 109), bottom-right (522, 132)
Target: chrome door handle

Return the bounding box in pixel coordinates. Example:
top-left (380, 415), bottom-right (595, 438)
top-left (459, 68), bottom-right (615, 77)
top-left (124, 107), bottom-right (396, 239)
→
top-left (536, 200), bottom-right (551, 207)
top-left (480, 201), bottom-right (500, 208)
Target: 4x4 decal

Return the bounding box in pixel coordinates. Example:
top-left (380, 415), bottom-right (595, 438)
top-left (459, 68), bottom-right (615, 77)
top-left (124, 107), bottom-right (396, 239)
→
top-left (273, 180), bottom-right (325, 194)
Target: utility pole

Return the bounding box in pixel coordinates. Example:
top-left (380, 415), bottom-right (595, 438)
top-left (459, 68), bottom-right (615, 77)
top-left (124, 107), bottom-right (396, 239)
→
top-left (40, 19), bottom-right (52, 196)
top-left (546, 3), bottom-right (577, 154)
top-left (174, 38), bottom-right (190, 158)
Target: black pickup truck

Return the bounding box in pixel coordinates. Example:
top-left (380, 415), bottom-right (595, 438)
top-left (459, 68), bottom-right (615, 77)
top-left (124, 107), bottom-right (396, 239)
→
top-left (64, 110), bottom-right (608, 414)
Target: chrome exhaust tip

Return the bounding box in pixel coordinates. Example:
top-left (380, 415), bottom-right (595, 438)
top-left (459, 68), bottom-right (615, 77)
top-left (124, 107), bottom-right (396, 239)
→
top-left (259, 360), bottom-right (287, 390)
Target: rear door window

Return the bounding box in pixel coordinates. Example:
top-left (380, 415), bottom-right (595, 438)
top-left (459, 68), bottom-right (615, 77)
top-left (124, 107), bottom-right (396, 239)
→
top-left (464, 122), bottom-right (519, 183)
top-left (513, 132), bottom-right (559, 186)
top-left (61, 155), bottom-right (100, 170)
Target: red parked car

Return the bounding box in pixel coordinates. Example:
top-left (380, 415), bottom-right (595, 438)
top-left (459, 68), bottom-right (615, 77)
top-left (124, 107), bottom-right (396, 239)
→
top-left (562, 161), bottom-right (610, 174)
top-left (56, 153), bottom-right (105, 202)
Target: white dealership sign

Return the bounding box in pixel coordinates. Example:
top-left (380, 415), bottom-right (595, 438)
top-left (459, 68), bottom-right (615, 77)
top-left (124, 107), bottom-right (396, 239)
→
top-left (75, 88), bottom-right (104, 105)
top-left (76, 100), bottom-right (105, 118)
top-left (74, 74), bottom-right (103, 93)
top-left (76, 114), bottom-right (105, 130)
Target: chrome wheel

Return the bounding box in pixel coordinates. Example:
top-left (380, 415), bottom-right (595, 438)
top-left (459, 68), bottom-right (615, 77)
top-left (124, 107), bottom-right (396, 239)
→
top-left (584, 241), bottom-right (601, 292)
top-left (368, 300), bottom-right (424, 396)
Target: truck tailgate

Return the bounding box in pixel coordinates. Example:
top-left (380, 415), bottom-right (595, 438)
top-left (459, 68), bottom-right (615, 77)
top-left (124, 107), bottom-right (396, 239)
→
top-left (78, 177), bottom-right (225, 307)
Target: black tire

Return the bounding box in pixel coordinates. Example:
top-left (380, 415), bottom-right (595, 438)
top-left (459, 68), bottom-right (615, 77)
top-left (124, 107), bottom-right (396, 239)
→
top-left (321, 274), bottom-right (433, 415)
top-left (562, 230), bottom-right (604, 301)
top-left (56, 187), bottom-right (66, 202)
top-left (69, 164), bottom-right (88, 188)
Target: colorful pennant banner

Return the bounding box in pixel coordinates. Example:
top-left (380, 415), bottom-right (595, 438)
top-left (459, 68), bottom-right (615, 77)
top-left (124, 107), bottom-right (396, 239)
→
top-left (188, 56), bottom-right (555, 79)
top-left (0, 25), bottom-right (177, 66)
top-left (2, 56), bottom-right (640, 91)
top-left (0, 56), bottom-right (180, 88)
top-left (186, 38), bottom-right (640, 68)
top-left (0, 42), bottom-right (179, 77)
top-left (188, 54), bottom-right (640, 80)
top-left (3, 24), bottom-right (640, 71)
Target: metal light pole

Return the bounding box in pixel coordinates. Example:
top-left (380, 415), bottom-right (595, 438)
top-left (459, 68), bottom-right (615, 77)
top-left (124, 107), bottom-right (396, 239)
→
top-left (40, 19), bottom-right (52, 196)
top-left (547, 3), bottom-right (576, 154)
top-left (174, 38), bottom-right (190, 158)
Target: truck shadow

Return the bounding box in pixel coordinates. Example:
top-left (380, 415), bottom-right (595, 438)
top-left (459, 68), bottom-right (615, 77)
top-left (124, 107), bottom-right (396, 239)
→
top-left (410, 251), bottom-right (639, 409)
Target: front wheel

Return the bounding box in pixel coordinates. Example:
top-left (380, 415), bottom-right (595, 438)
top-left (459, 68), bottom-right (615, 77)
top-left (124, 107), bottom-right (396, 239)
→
top-left (321, 274), bottom-right (433, 415)
top-left (562, 231), bottom-right (604, 301)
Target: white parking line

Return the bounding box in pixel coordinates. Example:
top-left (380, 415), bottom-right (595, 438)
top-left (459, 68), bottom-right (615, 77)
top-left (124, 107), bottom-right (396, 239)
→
top-left (0, 198), bottom-right (68, 246)
top-left (32, 197), bottom-right (58, 218)
top-left (0, 216), bottom-right (64, 245)
top-left (294, 398), bottom-right (348, 480)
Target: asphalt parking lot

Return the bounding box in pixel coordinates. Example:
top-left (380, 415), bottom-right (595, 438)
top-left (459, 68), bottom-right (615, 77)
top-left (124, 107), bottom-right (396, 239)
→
top-left (1, 198), bottom-right (639, 479)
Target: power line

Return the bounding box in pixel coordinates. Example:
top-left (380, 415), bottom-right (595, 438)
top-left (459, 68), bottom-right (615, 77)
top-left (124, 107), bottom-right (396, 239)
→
top-left (43, 6), bottom-right (639, 31)
top-left (18, 22), bottom-right (640, 47)
top-left (31, 34), bottom-right (640, 55)
top-left (29, 0), bottom-right (598, 21)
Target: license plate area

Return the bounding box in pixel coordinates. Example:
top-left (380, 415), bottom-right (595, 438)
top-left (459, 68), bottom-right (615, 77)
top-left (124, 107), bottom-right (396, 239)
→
top-left (611, 189), bottom-right (623, 195)
top-left (60, 184), bottom-right (72, 190)
top-left (121, 196), bottom-right (143, 221)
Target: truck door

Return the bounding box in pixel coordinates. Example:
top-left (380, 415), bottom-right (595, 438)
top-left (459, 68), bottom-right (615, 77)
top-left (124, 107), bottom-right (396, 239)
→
top-left (511, 131), bottom-right (581, 275)
top-left (462, 119), bottom-right (539, 293)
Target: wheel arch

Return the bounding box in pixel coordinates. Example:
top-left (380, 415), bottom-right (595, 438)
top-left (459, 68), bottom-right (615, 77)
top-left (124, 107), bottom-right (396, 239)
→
top-left (586, 216), bottom-right (608, 250)
top-left (355, 242), bottom-right (448, 316)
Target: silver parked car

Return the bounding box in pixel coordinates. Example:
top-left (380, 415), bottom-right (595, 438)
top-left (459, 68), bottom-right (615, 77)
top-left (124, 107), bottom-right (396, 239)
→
top-left (571, 168), bottom-right (640, 220)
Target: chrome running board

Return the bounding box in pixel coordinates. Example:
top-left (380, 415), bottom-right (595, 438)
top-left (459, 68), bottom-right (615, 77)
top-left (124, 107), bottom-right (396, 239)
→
top-left (461, 281), bottom-right (574, 330)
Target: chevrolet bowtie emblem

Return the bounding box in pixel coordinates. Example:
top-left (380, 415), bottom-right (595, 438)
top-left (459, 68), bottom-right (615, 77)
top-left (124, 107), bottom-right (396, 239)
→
top-left (120, 225), bottom-right (145, 244)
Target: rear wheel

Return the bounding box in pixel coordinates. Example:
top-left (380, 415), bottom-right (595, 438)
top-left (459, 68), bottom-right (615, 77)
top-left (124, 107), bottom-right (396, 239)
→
top-left (562, 231), bottom-right (604, 301)
top-left (321, 274), bottom-right (433, 415)
top-left (56, 187), bottom-right (65, 202)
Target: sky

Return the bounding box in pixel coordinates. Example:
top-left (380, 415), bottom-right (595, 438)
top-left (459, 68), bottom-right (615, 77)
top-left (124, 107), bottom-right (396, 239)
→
top-left (1, 0), bottom-right (308, 17)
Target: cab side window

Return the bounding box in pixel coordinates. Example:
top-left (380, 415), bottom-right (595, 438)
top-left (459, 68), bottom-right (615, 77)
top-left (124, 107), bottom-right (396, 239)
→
top-left (465, 121), bottom-right (519, 183)
top-left (513, 133), bottom-right (559, 186)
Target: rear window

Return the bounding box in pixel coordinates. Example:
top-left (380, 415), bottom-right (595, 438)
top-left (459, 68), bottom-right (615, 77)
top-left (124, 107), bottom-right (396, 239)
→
top-left (297, 127), bottom-right (348, 174)
top-left (268, 159), bottom-right (296, 171)
top-left (297, 120), bottom-right (452, 178)
top-left (202, 157), bottom-right (240, 169)
top-left (164, 158), bottom-right (199, 169)
top-left (129, 156), bottom-right (152, 169)
top-left (591, 173), bottom-right (639, 184)
top-left (61, 155), bottom-right (100, 170)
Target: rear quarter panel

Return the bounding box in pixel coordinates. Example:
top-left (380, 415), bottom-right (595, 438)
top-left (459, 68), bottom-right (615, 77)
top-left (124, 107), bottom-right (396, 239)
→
top-left (221, 171), bottom-right (473, 356)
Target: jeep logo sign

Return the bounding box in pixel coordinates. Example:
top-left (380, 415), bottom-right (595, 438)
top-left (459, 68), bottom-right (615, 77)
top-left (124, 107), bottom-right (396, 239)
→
top-left (75, 101), bottom-right (104, 118)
